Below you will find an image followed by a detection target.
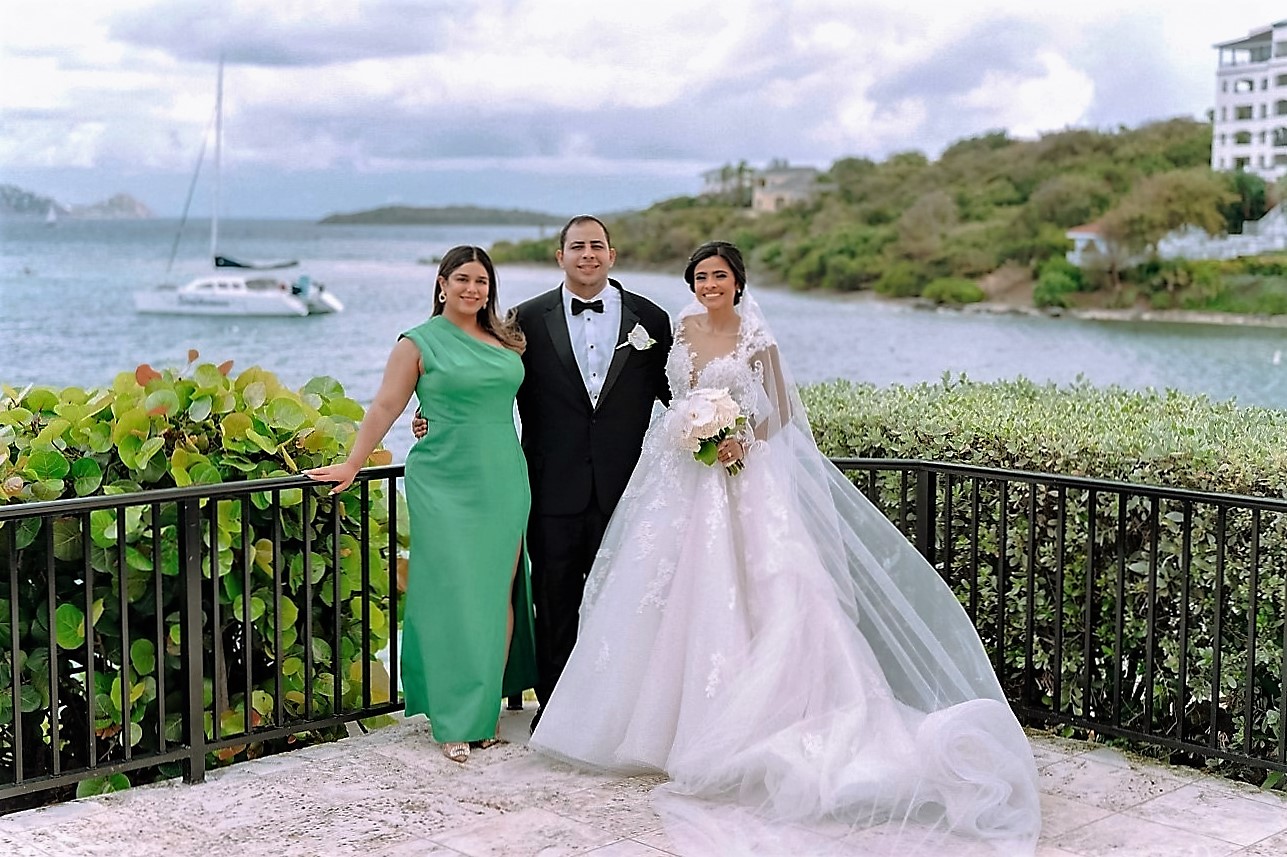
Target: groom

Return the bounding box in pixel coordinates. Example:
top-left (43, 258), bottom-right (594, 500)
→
top-left (416, 215), bottom-right (672, 729)
top-left (518, 216), bottom-right (672, 727)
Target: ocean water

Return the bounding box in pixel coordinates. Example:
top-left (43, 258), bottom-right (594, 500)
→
top-left (6, 218), bottom-right (1287, 462)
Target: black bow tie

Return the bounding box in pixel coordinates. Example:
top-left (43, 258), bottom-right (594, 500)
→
top-left (571, 298), bottom-right (604, 315)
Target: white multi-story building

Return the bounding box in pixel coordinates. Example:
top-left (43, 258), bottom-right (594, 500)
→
top-left (1212, 20), bottom-right (1287, 181)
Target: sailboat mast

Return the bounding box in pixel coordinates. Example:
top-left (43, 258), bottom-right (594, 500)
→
top-left (211, 56), bottom-right (223, 261)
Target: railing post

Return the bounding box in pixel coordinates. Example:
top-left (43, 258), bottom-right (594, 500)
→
top-left (915, 468), bottom-right (937, 565)
top-left (177, 498), bottom-right (207, 785)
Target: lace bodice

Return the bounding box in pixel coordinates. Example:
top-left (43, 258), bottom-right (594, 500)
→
top-left (666, 316), bottom-right (777, 425)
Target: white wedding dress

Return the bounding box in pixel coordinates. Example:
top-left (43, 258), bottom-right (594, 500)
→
top-left (530, 297), bottom-right (1041, 855)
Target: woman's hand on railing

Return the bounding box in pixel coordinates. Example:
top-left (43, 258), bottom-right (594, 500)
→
top-left (305, 460), bottom-right (360, 494)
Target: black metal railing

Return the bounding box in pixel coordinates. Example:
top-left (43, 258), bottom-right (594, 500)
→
top-left (836, 458), bottom-right (1287, 776)
top-left (3, 458), bottom-right (1285, 812)
top-left (0, 468), bottom-right (404, 812)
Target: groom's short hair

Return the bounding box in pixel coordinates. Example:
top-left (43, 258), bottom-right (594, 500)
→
top-left (559, 215), bottom-right (612, 249)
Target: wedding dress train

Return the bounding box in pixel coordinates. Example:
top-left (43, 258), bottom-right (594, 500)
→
top-left (530, 296), bottom-right (1041, 855)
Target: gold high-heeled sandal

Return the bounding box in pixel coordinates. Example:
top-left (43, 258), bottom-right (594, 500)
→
top-left (441, 741), bottom-right (470, 763)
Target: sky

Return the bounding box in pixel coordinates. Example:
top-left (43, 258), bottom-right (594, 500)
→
top-left (1, 1), bottom-right (1284, 219)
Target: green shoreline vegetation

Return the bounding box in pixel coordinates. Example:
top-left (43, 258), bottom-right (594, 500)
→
top-left (490, 118), bottom-right (1287, 319)
top-left (319, 204), bottom-right (564, 227)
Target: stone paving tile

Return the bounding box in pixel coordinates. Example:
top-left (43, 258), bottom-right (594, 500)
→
top-left (380, 839), bottom-right (474, 856)
top-left (583, 840), bottom-right (676, 856)
top-left (632, 826), bottom-right (695, 856)
top-left (18, 817), bottom-right (221, 857)
top-left (1235, 830), bottom-right (1287, 856)
top-left (1039, 749), bottom-right (1195, 811)
top-left (1052, 812), bottom-right (1244, 857)
top-left (0, 794), bottom-right (111, 832)
top-left (0, 829), bottom-right (58, 857)
top-left (468, 751), bottom-right (618, 807)
top-left (1024, 730), bottom-right (1096, 758)
top-left (546, 781), bottom-right (665, 839)
top-left (1037, 792), bottom-right (1114, 840)
top-left (1030, 741), bottom-right (1081, 769)
top-left (1125, 780), bottom-right (1287, 847)
top-left (1207, 776), bottom-right (1287, 810)
top-left (430, 806), bottom-right (620, 857)
top-left (3, 726), bottom-right (1284, 857)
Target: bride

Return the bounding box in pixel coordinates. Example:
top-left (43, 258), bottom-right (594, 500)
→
top-left (529, 241), bottom-right (1041, 855)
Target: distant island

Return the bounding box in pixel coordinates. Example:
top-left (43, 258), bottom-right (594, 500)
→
top-left (0, 184), bottom-right (152, 220)
top-left (319, 205), bottom-right (564, 226)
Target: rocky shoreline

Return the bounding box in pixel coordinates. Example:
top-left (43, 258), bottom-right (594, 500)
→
top-left (937, 299), bottom-right (1287, 329)
top-left (780, 284), bottom-right (1287, 330)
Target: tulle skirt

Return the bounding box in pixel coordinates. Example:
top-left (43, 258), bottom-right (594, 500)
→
top-left (530, 423), bottom-right (1041, 855)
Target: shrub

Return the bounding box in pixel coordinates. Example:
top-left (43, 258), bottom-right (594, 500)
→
top-left (873, 261), bottom-right (929, 297)
top-left (1036, 256), bottom-right (1085, 289)
top-left (487, 238), bottom-right (554, 265)
top-left (0, 354), bottom-right (402, 799)
top-left (1033, 271), bottom-right (1079, 308)
top-left (1240, 255), bottom-right (1287, 278)
top-left (921, 277), bottom-right (985, 305)
top-left (997, 222), bottom-right (1074, 266)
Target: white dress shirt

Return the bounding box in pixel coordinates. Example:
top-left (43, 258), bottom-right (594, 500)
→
top-left (563, 284), bottom-right (621, 407)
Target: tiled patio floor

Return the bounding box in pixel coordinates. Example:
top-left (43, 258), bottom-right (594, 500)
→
top-left (1, 707), bottom-right (1284, 856)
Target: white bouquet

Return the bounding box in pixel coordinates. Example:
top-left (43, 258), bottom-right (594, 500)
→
top-left (667, 387), bottom-right (747, 475)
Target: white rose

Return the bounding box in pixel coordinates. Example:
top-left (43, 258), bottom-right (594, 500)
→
top-left (713, 394), bottom-right (741, 427)
top-left (666, 401), bottom-right (703, 452)
top-left (617, 323), bottom-right (656, 351)
top-left (685, 398), bottom-right (718, 435)
top-left (688, 389), bottom-right (736, 437)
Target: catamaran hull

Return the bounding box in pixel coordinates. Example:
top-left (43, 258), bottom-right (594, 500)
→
top-left (305, 290), bottom-right (344, 314)
top-left (133, 290), bottom-right (310, 316)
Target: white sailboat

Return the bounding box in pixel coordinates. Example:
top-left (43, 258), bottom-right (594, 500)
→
top-left (134, 60), bottom-right (343, 317)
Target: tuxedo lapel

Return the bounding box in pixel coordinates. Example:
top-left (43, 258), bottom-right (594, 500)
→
top-left (541, 290), bottom-right (593, 409)
top-left (595, 287), bottom-right (641, 411)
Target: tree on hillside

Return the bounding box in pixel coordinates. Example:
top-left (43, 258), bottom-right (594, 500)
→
top-left (707, 160), bottom-right (754, 206)
top-left (1112, 117), bottom-right (1213, 173)
top-left (1222, 170), bottom-right (1269, 233)
top-left (1097, 169), bottom-right (1237, 289)
top-left (1026, 174), bottom-right (1114, 228)
top-left (895, 190), bottom-right (958, 261)
top-left (828, 157), bottom-right (878, 202)
top-left (938, 130), bottom-right (1014, 160)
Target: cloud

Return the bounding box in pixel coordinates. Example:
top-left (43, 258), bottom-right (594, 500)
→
top-left (866, 17), bottom-right (1054, 103)
top-left (106, 0), bottom-right (460, 66)
top-left (4, 0), bottom-right (1287, 216)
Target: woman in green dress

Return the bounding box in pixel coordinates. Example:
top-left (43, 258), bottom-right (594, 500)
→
top-left (307, 245), bottom-right (537, 763)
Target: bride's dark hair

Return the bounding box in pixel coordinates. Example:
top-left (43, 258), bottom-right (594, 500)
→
top-left (684, 240), bottom-right (746, 304)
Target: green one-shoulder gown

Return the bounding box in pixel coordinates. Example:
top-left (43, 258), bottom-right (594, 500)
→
top-left (399, 315), bottom-right (537, 743)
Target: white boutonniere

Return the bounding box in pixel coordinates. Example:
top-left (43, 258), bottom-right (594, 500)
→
top-left (616, 323), bottom-right (656, 351)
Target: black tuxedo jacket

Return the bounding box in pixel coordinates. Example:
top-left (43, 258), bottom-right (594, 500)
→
top-left (515, 280), bottom-right (672, 516)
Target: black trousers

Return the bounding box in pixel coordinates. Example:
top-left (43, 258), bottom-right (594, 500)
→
top-left (529, 489), bottom-right (609, 706)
